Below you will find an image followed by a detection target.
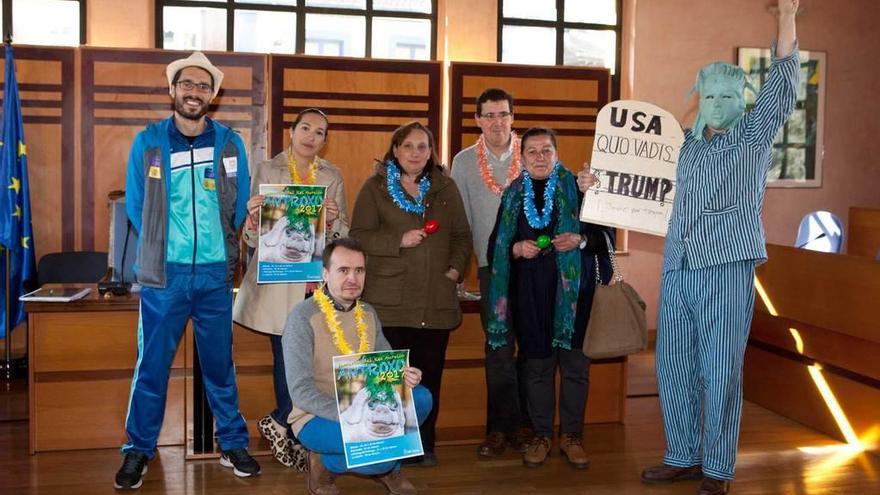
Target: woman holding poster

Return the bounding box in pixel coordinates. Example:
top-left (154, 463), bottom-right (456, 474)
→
top-left (350, 121), bottom-right (472, 467)
top-left (487, 127), bottom-right (613, 470)
top-left (233, 108), bottom-right (350, 469)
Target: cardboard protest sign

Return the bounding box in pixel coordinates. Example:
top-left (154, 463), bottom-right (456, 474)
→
top-left (580, 100), bottom-right (683, 237)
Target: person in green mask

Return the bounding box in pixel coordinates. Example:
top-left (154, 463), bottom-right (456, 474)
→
top-left (577, 1), bottom-right (801, 493)
top-left (641, 1), bottom-right (801, 494)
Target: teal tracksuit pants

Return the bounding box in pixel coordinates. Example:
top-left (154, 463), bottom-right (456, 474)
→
top-left (122, 262), bottom-right (248, 457)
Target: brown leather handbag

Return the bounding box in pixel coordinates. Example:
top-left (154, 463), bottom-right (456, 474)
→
top-left (583, 232), bottom-right (647, 359)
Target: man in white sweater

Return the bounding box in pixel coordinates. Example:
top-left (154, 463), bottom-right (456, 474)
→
top-left (451, 88), bottom-right (531, 457)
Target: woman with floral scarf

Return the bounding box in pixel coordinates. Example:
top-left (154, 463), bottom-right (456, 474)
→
top-left (487, 127), bottom-right (613, 470)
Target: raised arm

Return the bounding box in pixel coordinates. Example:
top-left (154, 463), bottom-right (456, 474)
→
top-left (743, 0), bottom-right (800, 147)
top-left (776, 0), bottom-right (798, 58)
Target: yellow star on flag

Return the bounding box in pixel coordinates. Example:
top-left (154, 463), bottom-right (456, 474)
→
top-left (8, 176), bottom-right (20, 194)
top-left (18, 141), bottom-right (26, 157)
top-left (12, 205), bottom-right (21, 218)
top-left (21, 236), bottom-right (29, 249)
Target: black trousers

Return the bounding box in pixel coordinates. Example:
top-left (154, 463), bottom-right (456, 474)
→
top-left (383, 326), bottom-right (451, 453)
top-left (524, 347), bottom-right (591, 438)
top-left (478, 266), bottom-right (531, 435)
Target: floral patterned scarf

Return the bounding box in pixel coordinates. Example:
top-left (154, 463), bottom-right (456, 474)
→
top-left (487, 165), bottom-right (581, 350)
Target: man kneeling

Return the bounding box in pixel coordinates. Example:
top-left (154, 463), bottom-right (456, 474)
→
top-left (283, 237), bottom-right (432, 495)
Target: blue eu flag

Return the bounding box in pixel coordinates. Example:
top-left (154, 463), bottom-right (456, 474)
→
top-left (0, 44), bottom-right (36, 338)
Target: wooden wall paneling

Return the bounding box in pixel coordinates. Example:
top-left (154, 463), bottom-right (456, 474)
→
top-left (231, 324), bottom-right (274, 442)
top-left (744, 346), bottom-right (849, 442)
top-left (33, 377), bottom-right (185, 451)
top-left (744, 345), bottom-right (880, 448)
top-left (80, 48), bottom-right (267, 253)
top-left (747, 244), bottom-right (880, 451)
top-left (32, 311), bottom-right (182, 372)
top-left (28, 307), bottom-right (185, 452)
top-left (449, 62), bottom-right (608, 167)
top-left (269, 55), bottom-right (443, 219)
top-left (750, 311), bottom-right (880, 383)
top-left (847, 207), bottom-right (880, 258)
top-left (0, 46), bottom-right (76, 260)
top-left (756, 244), bottom-right (880, 342)
top-left (448, 62), bottom-right (610, 290)
top-left (445, 313), bottom-right (485, 361)
top-left (585, 360), bottom-right (627, 423)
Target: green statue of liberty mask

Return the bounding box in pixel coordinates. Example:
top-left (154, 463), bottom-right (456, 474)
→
top-left (689, 62), bottom-right (756, 141)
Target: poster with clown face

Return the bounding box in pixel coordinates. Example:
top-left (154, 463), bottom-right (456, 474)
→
top-left (257, 183), bottom-right (327, 283)
top-left (333, 349), bottom-right (423, 468)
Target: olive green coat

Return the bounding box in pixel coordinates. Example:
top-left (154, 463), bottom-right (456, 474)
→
top-left (350, 166), bottom-right (472, 330)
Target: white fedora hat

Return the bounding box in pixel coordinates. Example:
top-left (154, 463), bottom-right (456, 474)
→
top-left (166, 51), bottom-right (224, 99)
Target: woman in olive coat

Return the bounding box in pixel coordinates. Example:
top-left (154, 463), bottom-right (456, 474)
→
top-left (350, 121), bottom-right (472, 465)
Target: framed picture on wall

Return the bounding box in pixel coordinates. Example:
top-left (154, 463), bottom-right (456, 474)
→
top-left (737, 47), bottom-right (826, 188)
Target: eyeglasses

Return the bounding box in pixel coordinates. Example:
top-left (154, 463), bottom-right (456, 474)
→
top-left (479, 111), bottom-right (513, 121)
top-left (399, 143), bottom-right (430, 154)
top-left (176, 80), bottom-right (213, 93)
top-left (524, 147), bottom-right (555, 159)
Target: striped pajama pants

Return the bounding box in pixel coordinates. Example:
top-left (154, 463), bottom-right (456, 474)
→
top-left (656, 260), bottom-right (756, 480)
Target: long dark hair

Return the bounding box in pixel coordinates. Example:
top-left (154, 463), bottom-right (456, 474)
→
top-left (377, 121), bottom-right (442, 182)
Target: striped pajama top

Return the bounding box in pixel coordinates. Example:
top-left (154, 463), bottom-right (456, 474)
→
top-left (663, 45), bottom-right (801, 273)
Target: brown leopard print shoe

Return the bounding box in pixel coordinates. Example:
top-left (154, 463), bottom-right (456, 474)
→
top-left (258, 415), bottom-right (296, 468)
top-left (288, 440), bottom-right (308, 473)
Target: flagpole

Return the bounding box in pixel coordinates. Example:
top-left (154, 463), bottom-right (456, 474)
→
top-left (2, 247), bottom-right (8, 377)
top-left (1, 246), bottom-right (26, 381)
top-left (2, 246), bottom-right (25, 381)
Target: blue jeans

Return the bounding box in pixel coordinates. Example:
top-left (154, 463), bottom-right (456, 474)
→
top-left (298, 385), bottom-right (432, 475)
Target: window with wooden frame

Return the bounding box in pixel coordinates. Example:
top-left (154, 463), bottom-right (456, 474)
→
top-left (498, 0), bottom-right (622, 99)
top-left (1, 0), bottom-right (85, 47)
top-left (156, 0), bottom-right (437, 60)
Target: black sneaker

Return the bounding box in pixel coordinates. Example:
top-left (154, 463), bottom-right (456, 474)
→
top-left (220, 448), bottom-right (261, 477)
top-left (114, 451), bottom-right (148, 490)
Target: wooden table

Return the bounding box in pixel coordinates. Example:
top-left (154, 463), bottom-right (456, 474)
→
top-left (744, 245), bottom-right (880, 449)
top-left (26, 287), bottom-right (627, 454)
top-left (26, 286), bottom-right (185, 453)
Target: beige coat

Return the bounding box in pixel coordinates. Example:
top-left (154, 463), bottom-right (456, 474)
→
top-left (233, 152), bottom-right (349, 335)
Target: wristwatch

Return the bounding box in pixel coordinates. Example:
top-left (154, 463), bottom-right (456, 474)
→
top-left (578, 234), bottom-right (588, 250)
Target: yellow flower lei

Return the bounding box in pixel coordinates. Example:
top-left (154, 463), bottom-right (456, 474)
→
top-left (313, 288), bottom-right (370, 355)
top-left (287, 151), bottom-right (319, 185)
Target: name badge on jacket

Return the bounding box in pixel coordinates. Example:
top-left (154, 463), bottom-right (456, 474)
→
top-left (148, 155), bottom-right (162, 180)
top-left (203, 167), bottom-right (216, 190)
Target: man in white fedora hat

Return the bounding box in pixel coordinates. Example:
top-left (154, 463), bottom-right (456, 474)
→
top-left (115, 51), bottom-right (258, 490)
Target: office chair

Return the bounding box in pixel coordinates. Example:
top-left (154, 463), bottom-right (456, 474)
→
top-left (794, 211), bottom-right (843, 254)
top-left (36, 251), bottom-right (109, 286)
